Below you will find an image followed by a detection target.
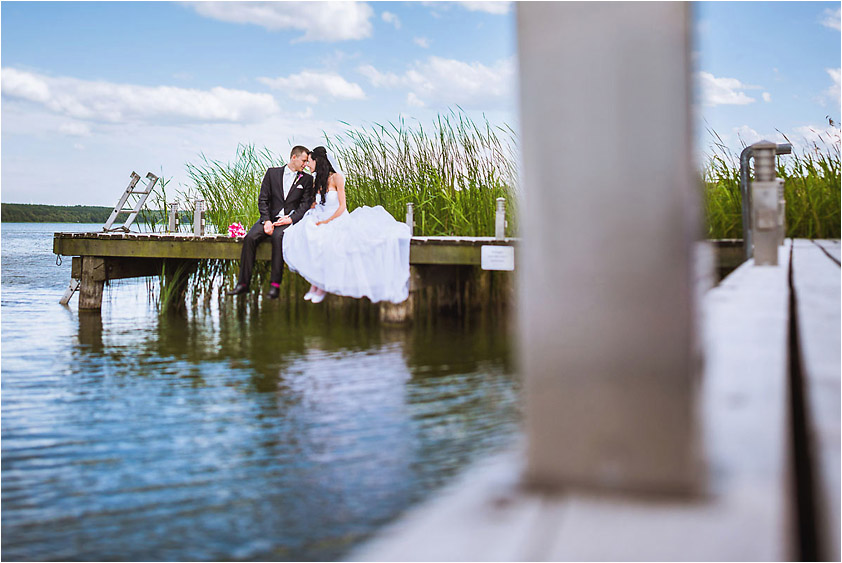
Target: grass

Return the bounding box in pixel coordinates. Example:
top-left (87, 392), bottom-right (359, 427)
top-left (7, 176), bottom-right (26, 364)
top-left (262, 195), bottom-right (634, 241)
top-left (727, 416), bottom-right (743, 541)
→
top-left (703, 126), bottom-right (840, 239)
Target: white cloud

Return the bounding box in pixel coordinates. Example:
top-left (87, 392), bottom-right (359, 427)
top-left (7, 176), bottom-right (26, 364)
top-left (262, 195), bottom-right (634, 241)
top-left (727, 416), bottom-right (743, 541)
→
top-left (358, 56), bottom-right (516, 109)
top-left (0, 102), bottom-right (344, 206)
top-left (407, 92), bottom-right (425, 107)
top-left (733, 125), bottom-right (763, 146)
top-left (357, 65), bottom-right (402, 88)
top-left (59, 122), bottom-right (92, 136)
top-left (793, 123), bottom-right (842, 148)
top-left (697, 71), bottom-right (757, 106)
top-left (381, 11), bottom-right (401, 29)
top-left (259, 71), bottom-right (365, 104)
top-left (458, 2), bottom-right (511, 15)
top-left (422, 1), bottom-right (510, 16)
top-left (1, 68), bottom-right (279, 124)
top-left (762, 92), bottom-right (771, 102)
top-left (413, 36), bottom-right (430, 48)
top-left (188, 1), bottom-right (374, 42)
top-left (2, 68), bottom-right (51, 102)
top-left (824, 67), bottom-right (841, 106)
top-left (821, 7), bottom-right (841, 31)
top-left (728, 123), bottom-right (842, 153)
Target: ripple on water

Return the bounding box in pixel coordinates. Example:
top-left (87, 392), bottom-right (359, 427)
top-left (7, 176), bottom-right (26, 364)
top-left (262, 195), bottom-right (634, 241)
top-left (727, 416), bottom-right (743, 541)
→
top-left (2, 223), bottom-right (519, 561)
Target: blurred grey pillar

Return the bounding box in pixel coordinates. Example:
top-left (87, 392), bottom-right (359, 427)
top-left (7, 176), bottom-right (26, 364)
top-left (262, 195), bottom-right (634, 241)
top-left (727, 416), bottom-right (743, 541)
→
top-left (751, 141), bottom-right (780, 265)
top-left (517, 2), bottom-right (703, 493)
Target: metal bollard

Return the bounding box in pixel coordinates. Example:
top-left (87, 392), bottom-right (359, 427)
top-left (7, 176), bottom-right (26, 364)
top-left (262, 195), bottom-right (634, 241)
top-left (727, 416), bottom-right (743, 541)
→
top-left (167, 202), bottom-right (179, 233)
top-left (193, 199), bottom-right (205, 236)
top-left (495, 197), bottom-right (507, 239)
top-left (751, 141), bottom-right (779, 265)
top-left (406, 202), bottom-right (414, 235)
top-left (739, 142), bottom-right (791, 259)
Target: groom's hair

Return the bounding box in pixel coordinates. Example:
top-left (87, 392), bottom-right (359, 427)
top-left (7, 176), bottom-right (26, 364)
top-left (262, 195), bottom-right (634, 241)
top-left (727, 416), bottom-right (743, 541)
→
top-left (290, 145), bottom-right (310, 158)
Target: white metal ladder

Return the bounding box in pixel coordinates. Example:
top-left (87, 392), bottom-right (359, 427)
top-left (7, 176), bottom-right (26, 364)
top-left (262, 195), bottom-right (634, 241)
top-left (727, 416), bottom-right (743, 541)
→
top-left (103, 171), bottom-right (159, 232)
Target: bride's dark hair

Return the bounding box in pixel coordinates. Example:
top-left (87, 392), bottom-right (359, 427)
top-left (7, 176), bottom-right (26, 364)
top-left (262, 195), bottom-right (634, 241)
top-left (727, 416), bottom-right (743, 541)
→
top-left (310, 146), bottom-right (336, 205)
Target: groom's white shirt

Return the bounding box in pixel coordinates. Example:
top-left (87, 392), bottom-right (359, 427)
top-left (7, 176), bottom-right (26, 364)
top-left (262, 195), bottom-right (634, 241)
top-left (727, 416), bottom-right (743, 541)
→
top-left (282, 166), bottom-right (296, 200)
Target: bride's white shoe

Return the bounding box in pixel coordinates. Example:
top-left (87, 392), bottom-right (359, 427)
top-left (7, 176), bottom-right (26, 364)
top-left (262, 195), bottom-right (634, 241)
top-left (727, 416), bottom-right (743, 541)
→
top-left (303, 291), bottom-right (314, 301)
top-left (310, 290), bottom-right (326, 304)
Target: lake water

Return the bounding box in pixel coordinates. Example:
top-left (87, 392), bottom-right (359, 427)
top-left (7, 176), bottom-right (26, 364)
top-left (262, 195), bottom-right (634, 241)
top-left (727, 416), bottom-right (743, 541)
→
top-left (1, 223), bottom-right (520, 561)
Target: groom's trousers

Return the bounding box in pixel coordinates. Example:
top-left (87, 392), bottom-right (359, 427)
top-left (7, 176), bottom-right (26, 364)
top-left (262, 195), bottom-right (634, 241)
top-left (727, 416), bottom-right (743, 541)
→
top-left (237, 221), bottom-right (288, 287)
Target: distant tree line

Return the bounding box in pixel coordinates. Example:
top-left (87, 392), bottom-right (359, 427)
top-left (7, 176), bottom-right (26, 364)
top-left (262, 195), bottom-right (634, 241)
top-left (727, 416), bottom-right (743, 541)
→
top-left (1, 203), bottom-right (116, 223)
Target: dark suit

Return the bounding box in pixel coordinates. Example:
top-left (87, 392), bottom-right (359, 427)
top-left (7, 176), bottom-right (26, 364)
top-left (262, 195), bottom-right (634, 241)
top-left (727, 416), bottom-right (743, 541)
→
top-left (237, 166), bottom-right (315, 287)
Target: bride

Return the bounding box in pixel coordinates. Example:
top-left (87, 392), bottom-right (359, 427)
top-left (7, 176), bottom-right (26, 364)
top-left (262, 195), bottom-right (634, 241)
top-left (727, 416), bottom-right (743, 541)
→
top-left (282, 146), bottom-right (411, 304)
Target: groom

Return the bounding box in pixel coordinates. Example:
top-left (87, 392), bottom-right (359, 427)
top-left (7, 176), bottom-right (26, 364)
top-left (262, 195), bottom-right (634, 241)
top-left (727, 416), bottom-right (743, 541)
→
top-left (227, 145), bottom-right (315, 299)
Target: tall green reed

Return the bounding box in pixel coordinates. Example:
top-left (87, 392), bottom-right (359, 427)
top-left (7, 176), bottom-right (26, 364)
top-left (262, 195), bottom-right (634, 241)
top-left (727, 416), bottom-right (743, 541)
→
top-left (703, 127), bottom-right (840, 239)
top-left (179, 110), bottom-right (519, 238)
top-left (327, 109), bottom-right (519, 237)
top-left (185, 144), bottom-right (284, 233)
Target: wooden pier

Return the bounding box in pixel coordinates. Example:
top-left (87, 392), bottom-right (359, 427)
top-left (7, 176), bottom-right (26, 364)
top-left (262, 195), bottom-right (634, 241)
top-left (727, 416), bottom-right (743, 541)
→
top-left (52, 231), bottom-right (519, 313)
top-left (52, 232), bottom-right (748, 314)
top-left (351, 239), bottom-right (840, 561)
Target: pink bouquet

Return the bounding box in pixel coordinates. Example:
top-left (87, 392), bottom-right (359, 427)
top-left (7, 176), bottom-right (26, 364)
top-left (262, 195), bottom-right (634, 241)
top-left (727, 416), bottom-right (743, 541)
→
top-left (228, 222), bottom-right (246, 238)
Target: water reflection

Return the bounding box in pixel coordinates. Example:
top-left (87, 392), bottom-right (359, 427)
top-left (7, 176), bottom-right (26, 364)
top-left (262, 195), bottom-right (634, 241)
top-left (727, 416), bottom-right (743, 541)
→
top-left (77, 312), bottom-right (104, 352)
top-left (4, 229), bottom-right (519, 563)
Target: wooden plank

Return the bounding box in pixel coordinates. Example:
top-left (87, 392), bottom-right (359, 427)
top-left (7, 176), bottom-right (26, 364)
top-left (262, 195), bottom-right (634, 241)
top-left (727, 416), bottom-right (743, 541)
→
top-left (409, 244), bottom-right (481, 265)
top-left (813, 239), bottom-right (840, 265)
top-left (59, 279), bottom-right (81, 305)
top-left (712, 239), bottom-right (746, 272)
top-left (51, 233), bottom-right (738, 269)
top-left (53, 236), bottom-right (253, 260)
top-left (410, 236), bottom-right (517, 245)
top-left (102, 258), bottom-right (167, 281)
top-left (350, 450), bottom-right (550, 562)
top-left (791, 239), bottom-right (841, 561)
top-left (545, 244), bottom-right (794, 561)
top-left (352, 243), bottom-right (794, 561)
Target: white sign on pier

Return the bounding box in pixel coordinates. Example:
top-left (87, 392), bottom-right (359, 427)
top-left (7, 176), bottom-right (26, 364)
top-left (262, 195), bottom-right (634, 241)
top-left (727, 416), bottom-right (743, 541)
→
top-left (481, 245), bottom-right (515, 271)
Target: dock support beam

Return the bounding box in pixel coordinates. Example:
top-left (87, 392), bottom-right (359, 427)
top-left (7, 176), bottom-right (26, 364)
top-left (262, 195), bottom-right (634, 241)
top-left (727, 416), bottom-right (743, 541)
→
top-left (517, 2), bottom-right (703, 494)
top-left (79, 257), bottom-right (106, 311)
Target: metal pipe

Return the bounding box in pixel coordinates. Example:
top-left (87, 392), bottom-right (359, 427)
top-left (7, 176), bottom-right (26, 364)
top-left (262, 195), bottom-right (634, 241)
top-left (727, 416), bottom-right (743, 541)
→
top-left (739, 146), bottom-right (754, 260)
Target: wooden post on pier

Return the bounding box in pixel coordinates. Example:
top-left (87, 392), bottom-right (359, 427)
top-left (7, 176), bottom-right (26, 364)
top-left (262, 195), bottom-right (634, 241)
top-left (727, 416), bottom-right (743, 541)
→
top-left (517, 2), bottom-right (703, 493)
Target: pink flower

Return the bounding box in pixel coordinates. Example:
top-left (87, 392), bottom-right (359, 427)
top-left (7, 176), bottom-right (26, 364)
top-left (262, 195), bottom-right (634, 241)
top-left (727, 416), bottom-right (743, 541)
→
top-left (228, 222), bottom-right (246, 238)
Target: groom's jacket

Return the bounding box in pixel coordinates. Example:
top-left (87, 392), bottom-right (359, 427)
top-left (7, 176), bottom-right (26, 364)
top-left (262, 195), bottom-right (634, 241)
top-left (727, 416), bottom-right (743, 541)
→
top-left (258, 166), bottom-right (315, 226)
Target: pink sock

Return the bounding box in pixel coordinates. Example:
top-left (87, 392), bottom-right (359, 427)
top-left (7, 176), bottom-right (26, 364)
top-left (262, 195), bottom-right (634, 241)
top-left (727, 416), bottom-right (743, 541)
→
top-left (271, 282), bottom-right (280, 288)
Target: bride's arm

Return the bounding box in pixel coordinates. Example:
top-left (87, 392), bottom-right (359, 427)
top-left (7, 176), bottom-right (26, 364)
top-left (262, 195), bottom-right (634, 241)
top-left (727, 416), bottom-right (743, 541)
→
top-left (316, 174), bottom-right (347, 225)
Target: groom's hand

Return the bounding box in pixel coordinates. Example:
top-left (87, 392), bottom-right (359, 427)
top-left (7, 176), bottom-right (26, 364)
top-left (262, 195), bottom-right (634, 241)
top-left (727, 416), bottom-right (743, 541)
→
top-left (274, 216), bottom-right (292, 226)
top-left (263, 220), bottom-right (274, 235)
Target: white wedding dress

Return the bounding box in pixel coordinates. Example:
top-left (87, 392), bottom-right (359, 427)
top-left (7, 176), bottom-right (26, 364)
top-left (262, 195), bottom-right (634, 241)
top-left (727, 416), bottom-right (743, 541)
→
top-left (282, 190), bottom-right (412, 303)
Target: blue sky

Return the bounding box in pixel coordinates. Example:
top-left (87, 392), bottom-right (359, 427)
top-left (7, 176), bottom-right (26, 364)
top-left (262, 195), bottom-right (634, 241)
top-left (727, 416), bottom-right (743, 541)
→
top-left (1, 1), bottom-right (839, 205)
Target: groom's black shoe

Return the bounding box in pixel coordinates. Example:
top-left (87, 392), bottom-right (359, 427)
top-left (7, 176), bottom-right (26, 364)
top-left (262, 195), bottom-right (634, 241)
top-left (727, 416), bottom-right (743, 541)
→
top-left (267, 285), bottom-right (280, 299)
top-left (226, 283), bottom-right (249, 296)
